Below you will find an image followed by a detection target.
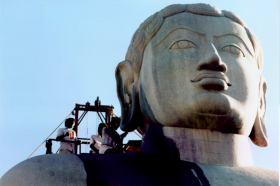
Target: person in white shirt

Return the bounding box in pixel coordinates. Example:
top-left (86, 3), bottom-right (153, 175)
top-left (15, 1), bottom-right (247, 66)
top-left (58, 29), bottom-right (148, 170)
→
top-left (90, 123), bottom-right (106, 153)
top-left (56, 118), bottom-right (77, 154)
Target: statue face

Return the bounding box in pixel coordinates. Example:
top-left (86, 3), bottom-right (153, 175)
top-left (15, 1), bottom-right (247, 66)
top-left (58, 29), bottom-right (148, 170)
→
top-left (139, 12), bottom-right (261, 135)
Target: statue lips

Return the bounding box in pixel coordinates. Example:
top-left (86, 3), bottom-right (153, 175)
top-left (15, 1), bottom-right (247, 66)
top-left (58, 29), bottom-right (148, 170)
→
top-left (190, 72), bottom-right (232, 91)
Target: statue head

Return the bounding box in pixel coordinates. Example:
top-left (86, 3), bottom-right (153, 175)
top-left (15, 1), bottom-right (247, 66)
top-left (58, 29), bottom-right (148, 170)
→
top-left (115, 4), bottom-right (267, 147)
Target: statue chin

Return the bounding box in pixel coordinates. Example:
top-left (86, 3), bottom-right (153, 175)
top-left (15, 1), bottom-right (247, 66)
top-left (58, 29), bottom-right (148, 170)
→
top-left (159, 95), bottom-right (248, 134)
top-left (180, 112), bottom-right (243, 134)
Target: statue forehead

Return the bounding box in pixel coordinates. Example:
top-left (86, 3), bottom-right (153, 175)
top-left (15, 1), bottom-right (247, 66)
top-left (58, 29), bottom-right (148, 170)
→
top-left (149, 12), bottom-right (254, 53)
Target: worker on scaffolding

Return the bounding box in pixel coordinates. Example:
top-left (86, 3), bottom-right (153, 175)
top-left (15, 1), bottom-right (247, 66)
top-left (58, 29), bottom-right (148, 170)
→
top-left (90, 117), bottom-right (127, 154)
top-left (56, 118), bottom-right (77, 154)
top-left (100, 116), bottom-right (127, 154)
top-left (90, 123), bottom-right (106, 154)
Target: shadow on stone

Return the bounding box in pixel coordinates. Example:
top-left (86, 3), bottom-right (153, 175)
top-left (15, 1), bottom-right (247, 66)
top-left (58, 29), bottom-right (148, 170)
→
top-left (79, 123), bottom-right (210, 186)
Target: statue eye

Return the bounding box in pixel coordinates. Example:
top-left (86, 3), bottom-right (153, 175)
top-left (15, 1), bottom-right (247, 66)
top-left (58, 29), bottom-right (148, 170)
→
top-left (222, 45), bottom-right (244, 57)
top-left (170, 40), bottom-right (196, 49)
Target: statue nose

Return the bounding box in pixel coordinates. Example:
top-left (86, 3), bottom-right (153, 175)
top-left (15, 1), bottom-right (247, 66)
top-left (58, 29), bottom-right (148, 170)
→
top-left (197, 43), bottom-right (227, 73)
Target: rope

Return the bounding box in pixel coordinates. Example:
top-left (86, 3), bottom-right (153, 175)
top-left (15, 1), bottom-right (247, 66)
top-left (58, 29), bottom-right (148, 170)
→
top-left (85, 114), bottom-right (89, 153)
top-left (78, 111), bottom-right (88, 126)
top-left (56, 148), bottom-right (60, 154)
top-left (27, 110), bottom-right (73, 159)
top-left (95, 113), bottom-right (98, 133)
top-left (133, 130), bottom-right (142, 139)
top-left (97, 112), bottom-right (105, 124)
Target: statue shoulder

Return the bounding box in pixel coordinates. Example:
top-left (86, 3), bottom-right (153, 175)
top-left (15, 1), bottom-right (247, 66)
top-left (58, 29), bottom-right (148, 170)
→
top-left (1, 154), bottom-right (278, 186)
top-left (199, 163), bottom-right (278, 186)
top-left (0, 154), bottom-right (87, 186)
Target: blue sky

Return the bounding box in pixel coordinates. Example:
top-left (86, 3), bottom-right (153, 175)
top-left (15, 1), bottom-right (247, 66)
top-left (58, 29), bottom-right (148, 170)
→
top-left (0, 0), bottom-right (279, 177)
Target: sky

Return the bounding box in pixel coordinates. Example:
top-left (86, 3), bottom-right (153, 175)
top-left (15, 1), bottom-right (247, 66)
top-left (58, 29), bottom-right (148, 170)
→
top-left (0, 0), bottom-right (279, 177)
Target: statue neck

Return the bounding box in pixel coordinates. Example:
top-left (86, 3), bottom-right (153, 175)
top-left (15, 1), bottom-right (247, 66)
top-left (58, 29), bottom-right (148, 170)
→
top-left (162, 127), bottom-right (253, 166)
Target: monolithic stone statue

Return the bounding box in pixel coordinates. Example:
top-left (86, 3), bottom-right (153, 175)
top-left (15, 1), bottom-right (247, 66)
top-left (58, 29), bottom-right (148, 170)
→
top-left (1, 3), bottom-right (278, 186)
top-left (116, 3), bottom-right (267, 166)
top-left (115, 3), bottom-right (277, 184)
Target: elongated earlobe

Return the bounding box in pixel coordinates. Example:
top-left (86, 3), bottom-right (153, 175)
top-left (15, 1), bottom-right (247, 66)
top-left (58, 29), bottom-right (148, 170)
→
top-left (115, 61), bottom-right (143, 132)
top-left (249, 79), bottom-right (268, 147)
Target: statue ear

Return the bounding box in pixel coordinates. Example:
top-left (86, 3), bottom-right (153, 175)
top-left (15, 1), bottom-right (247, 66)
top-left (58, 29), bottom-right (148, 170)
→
top-left (115, 61), bottom-right (143, 132)
top-left (250, 78), bottom-right (268, 147)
